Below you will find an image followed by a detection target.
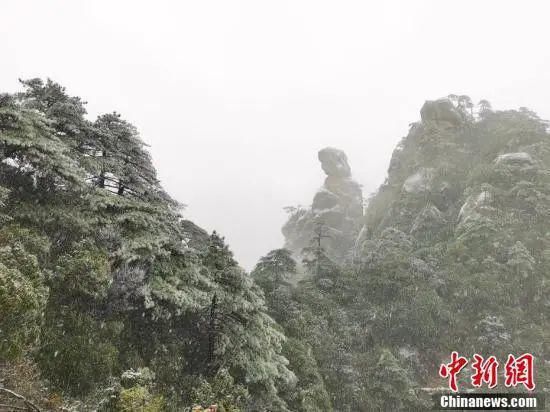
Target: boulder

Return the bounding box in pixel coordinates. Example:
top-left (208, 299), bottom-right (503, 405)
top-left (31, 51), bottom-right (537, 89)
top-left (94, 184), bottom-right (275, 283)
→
top-left (458, 189), bottom-right (494, 224)
top-left (420, 99), bottom-right (463, 126)
top-left (312, 189), bottom-right (340, 211)
top-left (495, 152), bottom-right (534, 167)
top-left (318, 147), bottom-right (351, 178)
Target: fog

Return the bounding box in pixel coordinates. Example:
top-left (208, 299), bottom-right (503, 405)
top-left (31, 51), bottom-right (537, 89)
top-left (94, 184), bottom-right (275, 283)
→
top-left (3, 0), bottom-right (550, 269)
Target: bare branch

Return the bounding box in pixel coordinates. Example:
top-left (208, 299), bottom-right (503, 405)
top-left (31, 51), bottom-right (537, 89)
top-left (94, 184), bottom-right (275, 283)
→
top-left (0, 387), bottom-right (41, 412)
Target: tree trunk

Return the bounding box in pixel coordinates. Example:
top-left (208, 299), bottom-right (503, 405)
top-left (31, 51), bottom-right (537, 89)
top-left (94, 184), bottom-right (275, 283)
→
top-left (206, 293), bottom-right (218, 376)
top-left (98, 150), bottom-right (106, 188)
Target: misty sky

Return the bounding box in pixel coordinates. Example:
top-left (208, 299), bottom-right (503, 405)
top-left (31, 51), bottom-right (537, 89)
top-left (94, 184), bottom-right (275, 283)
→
top-left (3, 1), bottom-right (550, 269)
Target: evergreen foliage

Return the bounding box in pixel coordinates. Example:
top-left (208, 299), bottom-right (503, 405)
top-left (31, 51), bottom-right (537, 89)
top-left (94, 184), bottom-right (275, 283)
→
top-left (0, 79), bottom-right (292, 411)
top-left (2, 80), bottom-right (549, 410)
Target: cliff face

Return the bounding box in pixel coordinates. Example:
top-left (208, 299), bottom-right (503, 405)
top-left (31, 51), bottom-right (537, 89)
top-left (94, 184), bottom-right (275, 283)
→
top-left (282, 147), bottom-right (363, 264)
top-left (358, 98), bottom-right (550, 250)
top-left (354, 98), bottom-right (550, 387)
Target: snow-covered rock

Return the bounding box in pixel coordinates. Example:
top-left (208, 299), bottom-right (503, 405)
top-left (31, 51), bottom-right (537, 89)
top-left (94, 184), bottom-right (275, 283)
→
top-left (458, 189), bottom-right (494, 223)
top-left (495, 152), bottom-right (534, 167)
top-left (282, 147), bottom-right (363, 264)
top-left (410, 204), bottom-right (445, 235)
top-left (402, 168), bottom-right (435, 194)
top-left (318, 147), bottom-right (352, 178)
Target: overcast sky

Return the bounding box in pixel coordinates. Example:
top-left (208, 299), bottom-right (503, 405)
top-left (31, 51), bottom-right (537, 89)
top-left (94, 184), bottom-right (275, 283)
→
top-left (3, 1), bottom-right (550, 269)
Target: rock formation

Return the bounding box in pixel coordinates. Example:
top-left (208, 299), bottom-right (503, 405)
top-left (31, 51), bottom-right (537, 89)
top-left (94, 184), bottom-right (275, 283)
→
top-left (282, 147), bottom-right (363, 264)
top-left (420, 98), bottom-right (464, 126)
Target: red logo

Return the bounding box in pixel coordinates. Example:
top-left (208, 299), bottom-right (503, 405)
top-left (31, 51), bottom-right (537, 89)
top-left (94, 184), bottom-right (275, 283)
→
top-left (439, 353), bottom-right (535, 392)
top-left (471, 354), bottom-right (499, 389)
top-left (504, 353), bottom-right (535, 391)
top-left (439, 351), bottom-right (468, 392)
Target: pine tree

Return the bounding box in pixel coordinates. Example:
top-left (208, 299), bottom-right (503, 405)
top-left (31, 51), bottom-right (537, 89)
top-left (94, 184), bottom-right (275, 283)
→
top-left (0, 225), bottom-right (48, 359)
top-left (200, 232), bottom-right (294, 411)
top-left (252, 249), bottom-right (332, 411)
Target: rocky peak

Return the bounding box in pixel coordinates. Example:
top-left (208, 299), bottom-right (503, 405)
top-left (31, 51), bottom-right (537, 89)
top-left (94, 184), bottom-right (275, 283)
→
top-left (282, 147), bottom-right (363, 265)
top-left (318, 147), bottom-right (352, 178)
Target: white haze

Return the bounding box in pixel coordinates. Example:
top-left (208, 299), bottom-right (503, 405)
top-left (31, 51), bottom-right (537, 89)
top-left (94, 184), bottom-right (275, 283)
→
top-left (2, 0), bottom-right (550, 269)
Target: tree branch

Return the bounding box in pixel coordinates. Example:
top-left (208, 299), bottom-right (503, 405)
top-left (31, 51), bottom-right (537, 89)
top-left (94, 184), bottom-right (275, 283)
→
top-left (0, 387), bottom-right (41, 412)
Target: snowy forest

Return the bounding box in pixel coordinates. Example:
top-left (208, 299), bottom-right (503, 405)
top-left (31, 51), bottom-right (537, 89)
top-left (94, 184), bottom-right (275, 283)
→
top-left (0, 79), bottom-right (549, 411)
